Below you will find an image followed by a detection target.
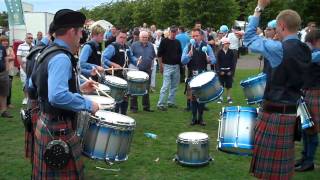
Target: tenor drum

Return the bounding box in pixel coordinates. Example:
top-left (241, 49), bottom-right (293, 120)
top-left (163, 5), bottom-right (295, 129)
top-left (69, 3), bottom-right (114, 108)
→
top-left (240, 73), bottom-right (267, 104)
top-left (104, 75), bottom-right (128, 103)
top-left (189, 71), bottom-right (223, 103)
top-left (297, 98), bottom-right (314, 129)
top-left (175, 132), bottom-right (212, 166)
top-left (83, 95), bottom-right (115, 111)
top-left (82, 110), bottom-right (136, 162)
top-left (126, 71), bottom-right (149, 96)
top-left (217, 106), bottom-right (258, 156)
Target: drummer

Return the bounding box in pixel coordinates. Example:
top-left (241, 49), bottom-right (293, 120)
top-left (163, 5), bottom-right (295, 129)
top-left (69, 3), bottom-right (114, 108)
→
top-left (130, 31), bottom-right (156, 112)
top-left (102, 29), bottom-right (137, 115)
top-left (244, 0), bottom-right (311, 179)
top-left (31, 9), bottom-right (99, 179)
top-left (181, 28), bottom-right (216, 126)
top-left (79, 24), bottom-right (106, 80)
top-left (295, 30), bottom-right (320, 172)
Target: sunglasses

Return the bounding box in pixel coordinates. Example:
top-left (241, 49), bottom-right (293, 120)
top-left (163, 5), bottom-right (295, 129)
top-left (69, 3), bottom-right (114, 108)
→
top-left (27, 37), bottom-right (33, 39)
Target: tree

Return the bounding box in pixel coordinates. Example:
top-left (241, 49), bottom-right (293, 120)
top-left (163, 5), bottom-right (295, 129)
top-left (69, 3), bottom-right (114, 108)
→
top-left (152, 0), bottom-right (180, 29)
top-left (179, 0), bottom-right (240, 29)
top-left (0, 12), bottom-right (8, 28)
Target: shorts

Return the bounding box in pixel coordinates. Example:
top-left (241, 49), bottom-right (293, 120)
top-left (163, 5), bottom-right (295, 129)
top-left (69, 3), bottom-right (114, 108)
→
top-left (0, 71), bottom-right (9, 96)
top-left (219, 75), bottom-right (233, 89)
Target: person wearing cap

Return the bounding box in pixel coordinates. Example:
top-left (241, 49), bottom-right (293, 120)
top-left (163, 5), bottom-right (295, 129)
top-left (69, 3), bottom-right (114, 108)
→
top-left (181, 28), bottom-right (216, 125)
top-left (157, 26), bottom-right (182, 111)
top-left (31, 9), bottom-right (99, 179)
top-left (102, 29), bottom-right (137, 115)
top-left (216, 37), bottom-right (235, 104)
top-left (295, 30), bottom-right (320, 172)
top-left (79, 24), bottom-right (106, 79)
top-left (244, 0), bottom-right (311, 179)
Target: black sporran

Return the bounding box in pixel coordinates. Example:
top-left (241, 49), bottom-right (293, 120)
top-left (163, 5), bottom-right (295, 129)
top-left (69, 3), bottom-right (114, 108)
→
top-left (44, 140), bottom-right (71, 169)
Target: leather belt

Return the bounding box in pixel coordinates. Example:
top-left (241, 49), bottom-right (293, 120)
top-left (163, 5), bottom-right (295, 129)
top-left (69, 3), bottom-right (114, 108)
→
top-left (262, 100), bottom-right (296, 114)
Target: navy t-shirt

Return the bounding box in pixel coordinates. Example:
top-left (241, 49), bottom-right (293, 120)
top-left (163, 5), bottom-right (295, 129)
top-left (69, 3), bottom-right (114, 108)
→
top-left (0, 45), bottom-right (7, 72)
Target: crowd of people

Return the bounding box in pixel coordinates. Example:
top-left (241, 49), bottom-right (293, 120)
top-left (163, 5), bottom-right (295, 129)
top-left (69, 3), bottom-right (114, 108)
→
top-left (0, 0), bottom-right (319, 179)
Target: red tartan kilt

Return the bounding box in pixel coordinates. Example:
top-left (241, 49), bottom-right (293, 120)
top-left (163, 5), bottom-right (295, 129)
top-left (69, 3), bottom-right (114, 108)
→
top-left (304, 89), bottom-right (320, 133)
top-left (32, 113), bottom-right (84, 180)
top-left (25, 100), bottom-right (39, 160)
top-left (250, 111), bottom-right (296, 180)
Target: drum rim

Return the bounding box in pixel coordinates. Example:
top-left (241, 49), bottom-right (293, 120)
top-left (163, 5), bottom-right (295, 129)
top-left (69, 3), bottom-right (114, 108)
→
top-left (189, 71), bottom-right (216, 88)
top-left (240, 73), bottom-right (267, 86)
top-left (93, 110), bottom-right (136, 127)
top-left (222, 106), bottom-right (258, 113)
top-left (126, 71), bottom-right (150, 81)
top-left (104, 75), bottom-right (128, 87)
top-left (178, 132), bottom-right (209, 142)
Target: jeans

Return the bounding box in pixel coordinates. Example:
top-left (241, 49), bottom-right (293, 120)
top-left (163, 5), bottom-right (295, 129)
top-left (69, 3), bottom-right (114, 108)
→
top-left (301, 130), bottom-right (319, 165)
top-left (150, 59), bottom-right (157, 88)
top-left (157, 64), bottom-right (180, 107)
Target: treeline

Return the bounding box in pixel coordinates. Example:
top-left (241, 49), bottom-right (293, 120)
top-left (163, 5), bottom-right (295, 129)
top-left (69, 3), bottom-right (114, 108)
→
top-left (80, 0), bottom-right (320, 30)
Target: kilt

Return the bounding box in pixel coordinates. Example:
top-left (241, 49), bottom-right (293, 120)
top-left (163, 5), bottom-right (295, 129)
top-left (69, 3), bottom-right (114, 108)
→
top-left (32, 112), bottom-right (84, 180)
top-left (304, 89), bottom-right (320, 133)
top-left (250, 111), bottom-right (296, 180)
top-left (25, 100), bottom-right (39, 161)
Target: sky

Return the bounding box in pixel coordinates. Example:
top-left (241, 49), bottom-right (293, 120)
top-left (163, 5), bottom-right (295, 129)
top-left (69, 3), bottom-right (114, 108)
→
top-left (0, 0), bottom-right (111, 13)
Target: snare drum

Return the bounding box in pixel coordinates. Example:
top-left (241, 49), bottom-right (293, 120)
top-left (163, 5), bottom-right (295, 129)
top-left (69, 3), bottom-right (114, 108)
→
top-left (82, 110), bottom-right (136, 162)
top-left (90, 83), bottom-right (111, 96)
top-left (189, 71), bottom-right (223, 103)
top-left (240, 73), bottom-right (267, 104)
top-left (126, 71), bottom-right (149, 96)
top-left (83, 95), bottom-right (115, 111)
top-left (217, 106), bottom-right (257, 156)
top-left (175, 132), bottom-right (212, 166)
top-left (104, 75), bottom-right (128, 103)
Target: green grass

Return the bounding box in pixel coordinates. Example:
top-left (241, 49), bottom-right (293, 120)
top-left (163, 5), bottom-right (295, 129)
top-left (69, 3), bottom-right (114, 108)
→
top-left (0, 69), bottom-right (319, 180)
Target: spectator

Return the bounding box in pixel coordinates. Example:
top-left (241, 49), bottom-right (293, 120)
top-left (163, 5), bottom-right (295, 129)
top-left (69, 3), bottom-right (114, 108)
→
top-left (33, 31), bottom-right (43, 45)
top-left (17, 33), bottom-right (34, 105)
top-left (0, 36), bottom-right (15, 109)
top-left (157, 26), bottom-right (182, 111)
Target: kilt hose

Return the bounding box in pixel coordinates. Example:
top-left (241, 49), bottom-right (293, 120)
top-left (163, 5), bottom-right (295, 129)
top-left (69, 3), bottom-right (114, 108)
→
top-left (250, 111), bottom-right (296, 180)
top-left (32, 113), bottom-right (84, 180)
top-left (304, 89), bottom-right (320, 134)
top-left (25, 100), bottom-right (39, 162)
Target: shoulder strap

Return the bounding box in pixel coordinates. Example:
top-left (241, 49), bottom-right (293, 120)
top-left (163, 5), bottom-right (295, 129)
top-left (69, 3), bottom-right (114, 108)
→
top-left (36, 44), bottom-right (73, 64)
top-left (26, 46), bottom-right (46, 60)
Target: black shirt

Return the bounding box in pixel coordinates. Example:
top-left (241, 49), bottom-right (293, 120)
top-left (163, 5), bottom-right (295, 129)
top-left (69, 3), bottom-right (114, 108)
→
top-left (158, 38), bottom-right (182, 65)
top-left (0, 45), bottom-right (7, 72)
top-left (217, 48), bottom-right (235, 73)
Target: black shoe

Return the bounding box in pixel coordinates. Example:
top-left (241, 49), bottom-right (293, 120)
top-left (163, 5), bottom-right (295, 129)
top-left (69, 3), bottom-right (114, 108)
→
top-left (199, 121), bottom-right (206, 126)
top-left (190, 121), bottom-right (196, 126)
top-left (295, 164), bottom-right (314, 172)
top-left (1, 111), bottom-right (13, 118)
top-left (157, 106), bottom-right (167, 111)
top-left (143, 108), bottom-right (154, 112)
top-left (295, 158), bottom-right (304, 167)
top-left (131, 109), bottom-right (138, 113)
top-left (168, 104), bottom-right (178, 108)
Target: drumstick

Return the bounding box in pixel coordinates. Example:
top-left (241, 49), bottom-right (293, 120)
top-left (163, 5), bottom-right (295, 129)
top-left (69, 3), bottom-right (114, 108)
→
top-left (80, 75), bottom-right (113, 99)
top-left (137, 56), bottom-right (142, 66)
top-left (96, 167), bottom-right (120, 172)
top-left (104, 67), bottom-right (137, 71)
top-left (95, 69), bottom-right (101, 78)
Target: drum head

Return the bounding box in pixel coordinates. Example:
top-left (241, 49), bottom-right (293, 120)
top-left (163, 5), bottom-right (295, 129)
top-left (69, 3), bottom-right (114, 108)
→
top-left (95, 110), bottom-right (135, 127)
top-left (178, 132), bottom-right (208, 141)
top-left (98, 83), bottom-right (110, 92)
top-left (127, 71), bottom-right (149, 81)
top-left (84, 95), bottom-right (115, 105)
top-left (189, 72), bottom-right (216, 88)
top-left (105, 75), bottom-right (127, 87)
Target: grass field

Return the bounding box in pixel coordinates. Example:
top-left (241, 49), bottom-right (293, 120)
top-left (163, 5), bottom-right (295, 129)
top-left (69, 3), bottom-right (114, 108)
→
top-left (0, 69), bottom-right (319, 180)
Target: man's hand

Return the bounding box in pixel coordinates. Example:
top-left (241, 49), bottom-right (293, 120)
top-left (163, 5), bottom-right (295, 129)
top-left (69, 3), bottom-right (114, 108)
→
top-left (91, 101), bottom-right (99, 114)
top-left (220, 71), bottom-right (225, 76)
top-left (258, 0), bottom-right (270, 8)
top-left (80, 79), bottom-right (98, 94)
top-left (188, 50), bottom-right (193, 57)
top-left (96, 66), bottom-right (105, 73)
top-left (112, 63), bottom-right (122, 69)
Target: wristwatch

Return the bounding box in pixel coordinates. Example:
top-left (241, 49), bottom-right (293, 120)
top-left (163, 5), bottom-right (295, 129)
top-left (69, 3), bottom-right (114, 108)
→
top-left (255, 6), bottom-right (264, 13)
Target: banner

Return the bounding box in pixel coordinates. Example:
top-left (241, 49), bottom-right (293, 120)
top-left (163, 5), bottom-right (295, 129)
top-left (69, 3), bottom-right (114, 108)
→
top-left (5, 0), bottom-right (25, 26)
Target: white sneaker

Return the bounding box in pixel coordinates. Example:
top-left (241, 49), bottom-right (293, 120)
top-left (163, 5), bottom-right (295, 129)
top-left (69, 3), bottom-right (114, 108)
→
top-left (217, 97), bottom-right (223, 104)
top-left (22, 98), bottom-right (28, 105)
